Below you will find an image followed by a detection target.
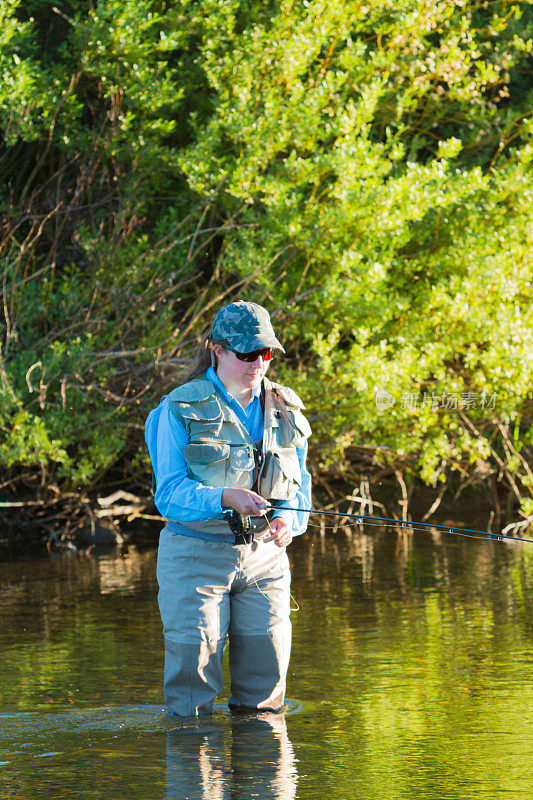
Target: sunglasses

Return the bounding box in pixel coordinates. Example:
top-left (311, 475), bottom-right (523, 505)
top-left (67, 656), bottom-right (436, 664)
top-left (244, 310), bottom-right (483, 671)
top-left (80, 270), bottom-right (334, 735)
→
top-left (227, 347), bottom-right (274, 363)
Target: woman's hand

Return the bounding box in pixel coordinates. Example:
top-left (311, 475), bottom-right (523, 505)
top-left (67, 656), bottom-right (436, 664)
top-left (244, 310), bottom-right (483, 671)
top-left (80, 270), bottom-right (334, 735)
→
top-left (265, 517), bottom-right (293, 548)
top-left (221, 487), bottom-right (269, 517)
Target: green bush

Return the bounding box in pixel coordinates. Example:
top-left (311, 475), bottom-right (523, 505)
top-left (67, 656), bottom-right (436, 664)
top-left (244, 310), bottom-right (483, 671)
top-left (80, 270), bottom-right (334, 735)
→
top-left (0, 0), bottom-right (531, 531)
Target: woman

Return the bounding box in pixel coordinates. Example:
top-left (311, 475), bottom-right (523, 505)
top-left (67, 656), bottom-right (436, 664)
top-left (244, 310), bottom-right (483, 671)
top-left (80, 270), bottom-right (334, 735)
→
top-left (145, 301), bottom-right (312, 717)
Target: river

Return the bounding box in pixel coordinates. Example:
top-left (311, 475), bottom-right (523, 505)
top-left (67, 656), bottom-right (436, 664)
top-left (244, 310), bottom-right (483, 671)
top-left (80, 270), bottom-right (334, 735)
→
top-left (1, 522), bottom-right (532, 799)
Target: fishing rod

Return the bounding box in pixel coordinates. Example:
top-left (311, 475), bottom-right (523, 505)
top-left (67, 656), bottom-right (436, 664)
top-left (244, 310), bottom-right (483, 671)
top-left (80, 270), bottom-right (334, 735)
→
top-left (259, 504), bottom-right (533, 546)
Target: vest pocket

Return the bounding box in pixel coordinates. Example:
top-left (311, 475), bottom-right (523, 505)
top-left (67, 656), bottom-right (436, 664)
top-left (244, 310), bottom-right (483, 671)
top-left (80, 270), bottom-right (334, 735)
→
top-left (183, 442), bottom-right (229, 465)
top-left (182, 441), bottom-right (255, 489)
top-left (226, 444), bottom-right (255, 488)
top-left (259, 447), bottom-right (301, 500)
top-left (178, 399), bottom-right (223, 439)
top-left (182, 442), bottom-right (230, 487)
top-left (286, 408), bottom-right (312, 448)
top-left (229, 444), bottom-right (255, 472)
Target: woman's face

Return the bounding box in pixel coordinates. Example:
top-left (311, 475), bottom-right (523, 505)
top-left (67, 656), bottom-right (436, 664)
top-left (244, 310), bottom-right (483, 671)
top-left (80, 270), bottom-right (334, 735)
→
top-left (214, 345), bottom-right (271, 393)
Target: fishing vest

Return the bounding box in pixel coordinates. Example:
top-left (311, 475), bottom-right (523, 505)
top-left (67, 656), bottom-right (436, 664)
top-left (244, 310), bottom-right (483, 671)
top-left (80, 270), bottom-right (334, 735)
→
top-left (167, 374), bottom-right (311, 537)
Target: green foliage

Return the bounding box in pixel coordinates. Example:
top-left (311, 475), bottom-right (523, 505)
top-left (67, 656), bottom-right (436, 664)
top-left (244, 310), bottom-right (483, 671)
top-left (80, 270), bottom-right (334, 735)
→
top-left (0, 0), bottom-right (221, 502)
top-left (0, 0), bottom-right (531, 525)
top-left (177, 0), bottom-right (533, 518)
top-left (0, 409), bottom-right (70, 466)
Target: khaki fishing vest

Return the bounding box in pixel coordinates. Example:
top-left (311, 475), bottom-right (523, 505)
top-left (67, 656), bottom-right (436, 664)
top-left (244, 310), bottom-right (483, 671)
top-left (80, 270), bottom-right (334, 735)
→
top-left (167, 375), bottom-right (311, 536)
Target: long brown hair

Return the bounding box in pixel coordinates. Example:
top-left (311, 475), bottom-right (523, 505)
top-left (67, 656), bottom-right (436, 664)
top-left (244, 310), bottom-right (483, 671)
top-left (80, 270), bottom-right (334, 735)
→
top-left (182, 335), bottom-right (218, 383)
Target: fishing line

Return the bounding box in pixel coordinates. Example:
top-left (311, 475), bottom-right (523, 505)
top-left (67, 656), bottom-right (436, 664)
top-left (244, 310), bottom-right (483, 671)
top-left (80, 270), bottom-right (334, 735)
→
top-left (244, 504), bottom-right (530, 618)
top-left (264, 505), bottom-right (532, 546)
top-left (263, 515), bottom-right (300, 611)
top-left (306, 518), bottom-right (524, 545)
top-left (247, 516), bottom-right (300, 612)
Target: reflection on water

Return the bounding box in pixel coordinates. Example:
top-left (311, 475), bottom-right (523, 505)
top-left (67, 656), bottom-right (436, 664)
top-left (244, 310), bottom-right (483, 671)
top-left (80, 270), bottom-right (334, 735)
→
top-left (97, 553), bottom-right (145, 595)
top-left (166, 711), bottom-right (297, 800)
top-left (0, 704), bottom-right (298, 800)
top-left (0, 528), bottom-right (532, 799)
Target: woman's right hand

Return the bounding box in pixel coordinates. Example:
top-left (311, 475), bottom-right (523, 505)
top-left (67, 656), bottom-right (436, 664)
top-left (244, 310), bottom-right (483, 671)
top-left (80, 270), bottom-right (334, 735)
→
top-left (221, 488), bottom-right (269, 517)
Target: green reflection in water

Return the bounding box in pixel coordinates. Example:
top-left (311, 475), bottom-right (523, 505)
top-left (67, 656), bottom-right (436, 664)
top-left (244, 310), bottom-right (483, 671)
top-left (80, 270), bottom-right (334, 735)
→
top-left (0, 528), bottom-right (532, 800)
top-left (289, 531), bottom-right (533, 800)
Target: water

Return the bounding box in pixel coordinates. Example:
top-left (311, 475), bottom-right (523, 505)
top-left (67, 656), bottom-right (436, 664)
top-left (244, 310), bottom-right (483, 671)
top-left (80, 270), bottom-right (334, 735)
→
top-left (1, 525), bottom-right (532, 799)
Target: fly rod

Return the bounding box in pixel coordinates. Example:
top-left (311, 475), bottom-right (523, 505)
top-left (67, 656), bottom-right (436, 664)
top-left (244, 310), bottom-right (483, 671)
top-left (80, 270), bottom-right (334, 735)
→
top-left (260, 504), bottom-right (533, 545)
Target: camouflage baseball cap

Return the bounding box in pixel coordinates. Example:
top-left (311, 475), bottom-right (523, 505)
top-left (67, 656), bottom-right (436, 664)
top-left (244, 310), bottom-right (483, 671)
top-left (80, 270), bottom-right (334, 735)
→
top-left (211, 301), bottom-right (285, 353)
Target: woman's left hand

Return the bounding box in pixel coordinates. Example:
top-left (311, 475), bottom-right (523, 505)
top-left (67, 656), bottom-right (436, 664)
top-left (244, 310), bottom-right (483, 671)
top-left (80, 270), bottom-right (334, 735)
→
top-left (265, 517), bottom-right (293, 548)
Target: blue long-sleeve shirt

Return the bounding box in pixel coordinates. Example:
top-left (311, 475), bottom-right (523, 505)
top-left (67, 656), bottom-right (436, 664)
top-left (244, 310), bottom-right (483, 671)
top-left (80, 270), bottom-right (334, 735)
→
top-left (144, 367), bottom-right (311, 536)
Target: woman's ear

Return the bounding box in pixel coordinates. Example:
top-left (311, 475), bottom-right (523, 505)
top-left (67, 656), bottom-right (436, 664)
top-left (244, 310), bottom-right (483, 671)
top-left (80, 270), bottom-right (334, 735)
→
top-left (211, 343), bottom-right (223, 367)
